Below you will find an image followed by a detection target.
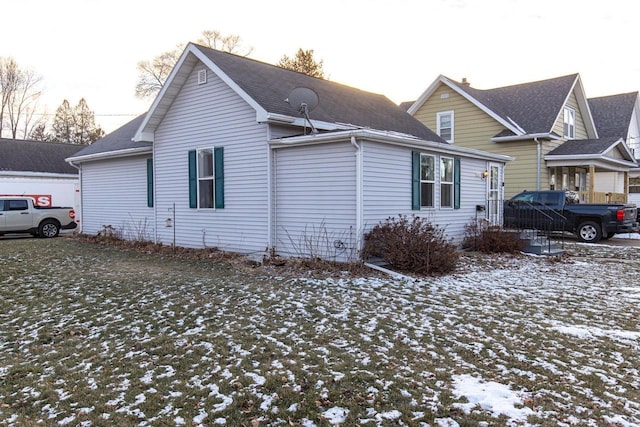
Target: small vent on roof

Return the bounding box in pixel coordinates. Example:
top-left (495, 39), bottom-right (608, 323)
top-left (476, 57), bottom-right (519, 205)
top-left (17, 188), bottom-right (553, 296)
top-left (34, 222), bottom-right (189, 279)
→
top-left (197, 69), bottom-right (207, 85)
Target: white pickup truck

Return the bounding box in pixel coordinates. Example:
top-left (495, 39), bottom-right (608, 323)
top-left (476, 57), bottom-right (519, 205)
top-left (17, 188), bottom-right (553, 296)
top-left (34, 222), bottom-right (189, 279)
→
top-left (0, 196), bottom-right (77, 238)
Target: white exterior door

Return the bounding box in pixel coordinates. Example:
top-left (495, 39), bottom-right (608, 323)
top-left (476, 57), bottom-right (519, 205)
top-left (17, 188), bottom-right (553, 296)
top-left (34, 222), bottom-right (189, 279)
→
top-left (487, 163), bottom-right (502, 225)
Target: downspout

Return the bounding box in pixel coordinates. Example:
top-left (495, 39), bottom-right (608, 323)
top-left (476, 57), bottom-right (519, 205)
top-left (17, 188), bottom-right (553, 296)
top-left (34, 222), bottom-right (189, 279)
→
top-left (350, 134), bottom-right (363, 254)
top-left (67, 160), bottom-right (82, 233)
top-left (535, 137), bottom-right (541, 191)
top-left (267, 126), bottom-right (274, 252)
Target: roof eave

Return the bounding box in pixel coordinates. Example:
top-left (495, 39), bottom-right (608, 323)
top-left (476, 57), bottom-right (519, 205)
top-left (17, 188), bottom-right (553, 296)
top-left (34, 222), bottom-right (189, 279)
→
top-left (66, 146), bottom-right (152, 164)
top-left (269, 129), bottom-right (513, 162)
top-left (134, 43), bottom-right (269, 142)
top-left (491, 132), bottom-right (563, 142)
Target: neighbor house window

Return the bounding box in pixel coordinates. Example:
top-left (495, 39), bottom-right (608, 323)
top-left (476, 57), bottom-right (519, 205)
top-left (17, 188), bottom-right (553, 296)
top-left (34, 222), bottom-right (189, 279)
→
top-left (188, 147), bottom-right (224, 209)
top-left (630, 177), bottom-right (640, 194)
top-left (440, 156), bottom-right (454, 208)
top-left (563, 107), bottom-right (575, 139)
top-left (437, 111), bottom-right (454, 143)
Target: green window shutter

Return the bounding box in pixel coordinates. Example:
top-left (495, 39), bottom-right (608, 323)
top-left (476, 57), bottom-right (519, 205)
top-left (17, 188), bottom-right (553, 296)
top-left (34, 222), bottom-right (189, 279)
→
top-left (411, 151), bottom-right (420, 210)
top-left (454, 157), bottom-right (461, 209)
top-left (146, 158), bottom-right (154, 207)
top-left (214, 147), bottom-right (224, 209)
top-left (188, 150), bottom-right (197, 208)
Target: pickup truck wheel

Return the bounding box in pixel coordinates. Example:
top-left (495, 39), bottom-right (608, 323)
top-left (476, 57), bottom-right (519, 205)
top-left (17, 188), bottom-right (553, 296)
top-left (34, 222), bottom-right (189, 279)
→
top-left (38, 220), bottom-right (60, 238)
top-left (577, 221), bottom-right (601, 243)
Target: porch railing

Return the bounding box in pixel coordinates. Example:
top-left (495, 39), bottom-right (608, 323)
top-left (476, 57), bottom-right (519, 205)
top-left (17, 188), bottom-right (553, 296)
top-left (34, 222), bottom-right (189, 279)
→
top-left (575, 191), bottom-right (627, 204)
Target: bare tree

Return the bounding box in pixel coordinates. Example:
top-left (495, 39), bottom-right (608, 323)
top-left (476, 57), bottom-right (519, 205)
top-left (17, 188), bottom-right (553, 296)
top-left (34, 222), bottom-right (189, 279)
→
top-left (0, 58), bottom-right (21, 138)
top-left (6, 67), bottom-right (43, 139)
top-left (278, 49), bottom-right (325, 79)
top-left (135, 29), bottom-right (253, 99)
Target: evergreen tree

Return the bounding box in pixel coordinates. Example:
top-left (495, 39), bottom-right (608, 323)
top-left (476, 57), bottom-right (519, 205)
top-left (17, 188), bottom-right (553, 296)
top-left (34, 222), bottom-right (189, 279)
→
top-left (50, 99), bottom-right (104, 144)
top-left (277, 49), bottom-right (325, 79)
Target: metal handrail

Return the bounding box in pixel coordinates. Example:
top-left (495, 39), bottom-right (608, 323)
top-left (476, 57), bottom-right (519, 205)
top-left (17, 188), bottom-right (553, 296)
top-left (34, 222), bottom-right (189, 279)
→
top-left (504, 200), bottom-right (568, 252)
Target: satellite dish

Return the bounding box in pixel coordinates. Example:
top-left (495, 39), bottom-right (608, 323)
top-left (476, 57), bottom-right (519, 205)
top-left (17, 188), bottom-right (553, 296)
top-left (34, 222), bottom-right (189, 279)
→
top-left (286, 87), bottom-right (319, 113)
top-left (286, 87), bottom-right (319, 134)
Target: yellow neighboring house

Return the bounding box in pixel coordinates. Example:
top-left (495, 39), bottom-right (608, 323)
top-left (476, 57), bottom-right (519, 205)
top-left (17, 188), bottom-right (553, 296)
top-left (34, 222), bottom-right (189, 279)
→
top-left (405, 74), bottom-right (638, 202)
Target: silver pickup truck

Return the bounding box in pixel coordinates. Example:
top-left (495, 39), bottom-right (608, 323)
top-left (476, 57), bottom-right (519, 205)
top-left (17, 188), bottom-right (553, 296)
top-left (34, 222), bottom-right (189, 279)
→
top-left (0, 196), bottom-right (77, 238)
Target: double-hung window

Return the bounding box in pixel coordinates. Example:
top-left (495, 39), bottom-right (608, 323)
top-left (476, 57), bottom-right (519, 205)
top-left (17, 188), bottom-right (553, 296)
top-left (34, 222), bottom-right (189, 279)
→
top-left (412, 151), bottom-right (460, 210)
top-left (198, 149), bottom-right (215, 208)
top-left (563, 107), bottom-right (575, 139)
top-left (420, 154), bottom-right (435, 208)
top-left (437, 111), bottom-right (454, 143)
top-left (440, 157), bottom-right (454, 208)
top-left (188, 147), bottom-right (224, 209)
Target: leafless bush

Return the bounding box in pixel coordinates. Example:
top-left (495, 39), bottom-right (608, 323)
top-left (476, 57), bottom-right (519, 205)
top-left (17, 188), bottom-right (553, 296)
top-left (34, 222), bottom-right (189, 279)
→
top-left (461, 218), bottom-right (525, 254)
top-left (362, 215), bottom-right (458, 275)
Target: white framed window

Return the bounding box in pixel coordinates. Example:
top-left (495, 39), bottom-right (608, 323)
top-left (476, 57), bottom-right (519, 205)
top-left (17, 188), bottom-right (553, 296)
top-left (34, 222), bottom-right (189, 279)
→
top-left (197, 148), bottom-right (215, 209)
top-left (437, 111), bottom-right (454, 143)
top-left (563, 107), bottom-right (575, 139)
top-left (440, 156), bottom-right (454, 208)
top-left (420, 154), bottom-right (435, 208)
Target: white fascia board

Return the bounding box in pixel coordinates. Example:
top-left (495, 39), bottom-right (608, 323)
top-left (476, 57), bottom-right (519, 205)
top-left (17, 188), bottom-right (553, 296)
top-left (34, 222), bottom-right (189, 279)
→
top-left (406, 75), bottom-right (444, 115)
top-left (133, 43), bottom-right (270, 142)
top-left (269, 129), bottom-right (513, 163)
top-left (440, 76), bottom-right (523, 135)
top-left (544, 154), bottom-right (637, 169)
top-left (491, 132), bottom-right (562, 142)
top-left (263, 114), bottom-right (357, 132)
top-left (191, 46), bottom-right (269, 122)
top-left (571, 75), bottom-right (599, 139)
top-left (66, 147), bottom-right (152, 164)
top-left (0, 171), bottom-right (78, 179)
top-left (604, 137), bottom-right (635, 161)
top-left (133, 47), bottom-right (197, 142)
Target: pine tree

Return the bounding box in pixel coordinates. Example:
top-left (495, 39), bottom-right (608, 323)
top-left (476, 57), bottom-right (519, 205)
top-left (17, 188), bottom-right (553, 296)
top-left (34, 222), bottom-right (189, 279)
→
top-left (277, 49), bottom-right (325, 79)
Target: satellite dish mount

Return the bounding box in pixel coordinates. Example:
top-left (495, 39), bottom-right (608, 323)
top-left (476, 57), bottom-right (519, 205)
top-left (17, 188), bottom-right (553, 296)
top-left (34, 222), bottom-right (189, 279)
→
top-left (286, 87), bottom-right (319, 135)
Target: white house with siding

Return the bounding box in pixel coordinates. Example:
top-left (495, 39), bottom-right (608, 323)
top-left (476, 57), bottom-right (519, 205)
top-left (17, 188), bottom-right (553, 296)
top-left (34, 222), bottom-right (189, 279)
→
top-left (67, 43), bottom-right (511, 261)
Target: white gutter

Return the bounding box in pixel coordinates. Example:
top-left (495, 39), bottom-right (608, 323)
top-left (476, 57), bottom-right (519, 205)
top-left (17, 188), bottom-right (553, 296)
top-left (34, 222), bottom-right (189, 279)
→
top-left (491, 132), bottom-right (562, 143)
top-left (66, 146), bottom-right (152, 164)
top-left (0, 171), bottom-right (78, 179)
top-left (350, 134), bottom-right (363, 252)
top-left (270, 129), bottom-right (513, 163)
top-left (544, 154), bottom-right (638, 168)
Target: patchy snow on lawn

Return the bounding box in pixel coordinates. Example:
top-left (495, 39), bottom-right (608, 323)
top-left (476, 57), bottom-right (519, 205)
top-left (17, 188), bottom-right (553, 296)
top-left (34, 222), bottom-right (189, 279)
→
top-left (0, 239), bottom-right (639, 425)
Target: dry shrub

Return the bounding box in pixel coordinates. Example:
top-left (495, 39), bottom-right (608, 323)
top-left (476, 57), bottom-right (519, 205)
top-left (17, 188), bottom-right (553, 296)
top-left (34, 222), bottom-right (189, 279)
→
top-left (461, 219), bottom-right (525, 254)
top-left (362, 215), bottom-right (458, 275)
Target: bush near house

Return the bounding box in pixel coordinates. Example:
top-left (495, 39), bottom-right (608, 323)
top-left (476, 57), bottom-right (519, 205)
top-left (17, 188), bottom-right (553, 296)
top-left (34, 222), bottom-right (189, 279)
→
top-left (362, 214), bottom-right (458, 275)
top-left (461, 219), bottom-right (525, 254)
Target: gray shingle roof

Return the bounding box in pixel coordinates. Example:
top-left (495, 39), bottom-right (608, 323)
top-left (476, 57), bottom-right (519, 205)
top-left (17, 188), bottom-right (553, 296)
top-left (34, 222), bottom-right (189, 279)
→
top-left (448, 74), bottom-right (579, 134)
top-left (196, 45), bottom-right (443, 142)
top-left (69, 114), bottom-right (150, 159)
top-left (0, 138), bottom-right (82, 174)
top-left (588, 92), bottom-right (638, 138)
top-left (547, 137), bottom-right (621, 156)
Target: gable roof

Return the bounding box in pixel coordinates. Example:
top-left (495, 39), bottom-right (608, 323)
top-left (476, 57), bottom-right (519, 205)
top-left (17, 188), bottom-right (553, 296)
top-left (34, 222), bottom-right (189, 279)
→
top-left (408, 74), bottom-right (598, 140)
top-left (0, 138), bottom-right (82, 175)
top-left (135, 43), bottom-right (443, 143)
top-left (588, 92), bottom-right (639, 139)
top-left (67, 114), bottom-right (151, 162)
top-left (545, 136), bottom-right (637, 169)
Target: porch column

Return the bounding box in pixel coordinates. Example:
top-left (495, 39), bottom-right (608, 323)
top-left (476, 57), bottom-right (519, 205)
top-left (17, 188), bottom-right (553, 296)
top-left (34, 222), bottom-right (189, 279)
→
top-left (624, 171), bottom-right (629, 203)
top-left (589, 165), bottom-right (595, 203)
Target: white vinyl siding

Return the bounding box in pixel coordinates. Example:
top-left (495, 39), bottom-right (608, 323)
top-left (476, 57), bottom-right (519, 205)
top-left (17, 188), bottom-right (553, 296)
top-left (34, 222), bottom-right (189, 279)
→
top-left (274, 141), bottom-right (357, 261)
top-left (153, 61), bottom-right (269, 254)
top-left (80, 156), bottom-right (154, 240)
top-left (361, 141), bottom-right (492, 243)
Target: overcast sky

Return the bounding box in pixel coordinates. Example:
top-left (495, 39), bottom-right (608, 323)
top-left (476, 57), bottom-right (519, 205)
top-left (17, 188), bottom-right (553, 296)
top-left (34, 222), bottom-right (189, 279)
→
top-left (2, 0), bottom-right (639, 133)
